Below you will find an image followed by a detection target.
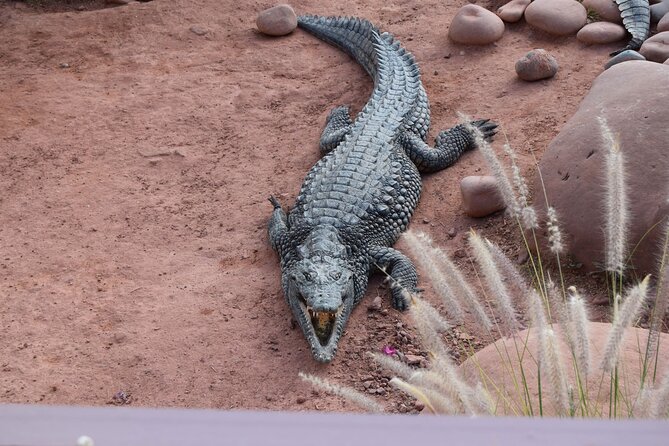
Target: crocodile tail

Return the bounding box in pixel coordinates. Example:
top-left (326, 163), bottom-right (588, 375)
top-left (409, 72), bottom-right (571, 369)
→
top-left (615, 0), bottom-right (650, 49)
top-left (297, 15), bottom-right (381, 78)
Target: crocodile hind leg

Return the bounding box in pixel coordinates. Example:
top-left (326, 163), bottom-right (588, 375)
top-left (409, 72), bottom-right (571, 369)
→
top-left (319, 106), bottom-right (353, 154)
top-left (400, 120), bottom-right (497, 173)
top-left (368, 246), bottom-right (418, 311)
top-left (268, 196), bottom-right (289, 253)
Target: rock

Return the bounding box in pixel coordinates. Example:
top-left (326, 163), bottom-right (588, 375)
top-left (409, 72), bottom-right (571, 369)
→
top-left (496, 0), bottom-right (531, 23)
top-left (525, 0), bottom-right (587, 36)
top-left (534, 61), bottom-right (669, 275)
top-left (581, 0), bottom-right (622, 24)
top-left (460, 322), bottom-right (669, 416)
top-left (256, 4), bottom-right (297, 37)
top-left (515, 49), bottom-right (559, 81)
top-left (189, 25), bottom-right (208, 36)
top-left (405, 354), bottom-right (423, 366)
top-left (604, 49), bottom-right (646, 69)
top-left (576, 22), bottom-right (626, 44)
top-left (639, 31), bottom-right (669, 63)
top-left (448, 4), bottom-right (505, 45)
top-left (651, 0), bottom-right (669, 24)
top-left (659, 12), bottom-right (669, 32)
top-left (460, 176), bottom-right (506, 218)
top-left (367, 295), bottom-right (382, 312)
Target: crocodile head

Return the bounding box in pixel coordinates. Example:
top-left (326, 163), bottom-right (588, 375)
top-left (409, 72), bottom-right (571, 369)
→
top-left (283, 227), bottom-right (357, 362)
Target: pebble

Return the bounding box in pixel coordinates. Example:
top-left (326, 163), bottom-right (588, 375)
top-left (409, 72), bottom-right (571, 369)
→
top-left (576, 22), bottom-right (626, 44)
top-left (405, 354), bottom-right (423, 366)
top-left (448, 4), bottom-right (505, 45)
top-left (367, 295), bottom-right (382, 312)
top-left (525, 0), bottom-right (587, 36)
top-left (581, 0), bottom-right (622, 23)
top-left (515, 49), bottom-right (559, 81)
top-left (658, 13), bottom-right (669, 33)
top-left (460, 176), bottom-right (506, 217)
top-left (59, 63), bottom-right (70, 68)
top-left (639, 32), bottom-right (669, 63)
top-left (497, 0), bottom-right (531, 23)
top-left (256, 4), bottom-right (298, 36)
top-left (296, 396), bottom-right (307, 404)
top-left (190, 25), bottom-right (208, 36)
top-left (604, 49), bottom-right (646, 69)
top-left (447, 227), bottom-right (457, 238)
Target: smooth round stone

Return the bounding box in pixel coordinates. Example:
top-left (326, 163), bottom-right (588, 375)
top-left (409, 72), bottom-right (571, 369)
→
top-left (497, 0), bottom-right (531, 23)
top-left (581, 0), bottom-right (622, 23)
top-left (460, 176), bottom-right (506, 218)
top-left (449, 4), bottom-right (505, 45)
top-left (525, 0), bottom-right (587, 36)
top-left (658, 12), bottom-right (669, 32)
top-left (576, 22), bottom-right (626, 44)
top-left (515, 49), bottom-right (559, 81)
top-left (604, 49), bottom-right (646, 69)
top-left (256, 4), bottom-right (297, 36)
top-left (639, 31), bottom-right (669, 63)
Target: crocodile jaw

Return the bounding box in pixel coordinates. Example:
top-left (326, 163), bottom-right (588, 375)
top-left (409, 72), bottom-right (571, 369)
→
top-left (287, 281), bottom-right (354, 363)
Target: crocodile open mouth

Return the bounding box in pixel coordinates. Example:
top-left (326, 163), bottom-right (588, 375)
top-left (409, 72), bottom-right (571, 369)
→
top-left (297, 295), bottom-right (343, 346)
top-left (309, 308), bottom-right (337, 346)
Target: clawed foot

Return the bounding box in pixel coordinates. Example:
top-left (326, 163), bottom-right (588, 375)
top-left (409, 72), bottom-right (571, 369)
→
top-left (268, 195), bottom-right (282, 209)
top-left (469, 119), bottom-right (498, 142)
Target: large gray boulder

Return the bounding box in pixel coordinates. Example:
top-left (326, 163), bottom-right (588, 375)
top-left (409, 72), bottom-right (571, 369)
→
top-left (534, 61), bottom-right (669, 276)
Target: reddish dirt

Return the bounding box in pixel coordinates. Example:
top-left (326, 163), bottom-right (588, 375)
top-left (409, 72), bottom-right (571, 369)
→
top-left (0, 0), bottom-right (618, 412)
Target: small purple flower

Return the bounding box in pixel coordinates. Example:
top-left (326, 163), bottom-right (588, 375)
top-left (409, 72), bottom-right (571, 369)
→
top-left (382, 345), bottom-right (397, 356)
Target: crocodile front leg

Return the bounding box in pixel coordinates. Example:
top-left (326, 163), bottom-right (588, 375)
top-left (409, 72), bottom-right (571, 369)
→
top-left (319, 105), bottom-right (353, 154)
top-left (368, 246), bottom-right (418, 311)
top-left (268, 196), bottom-right (288, 253)
top-left (400, 120), bottom-right (497, 173)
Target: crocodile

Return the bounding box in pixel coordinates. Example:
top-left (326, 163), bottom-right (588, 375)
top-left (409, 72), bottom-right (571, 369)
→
top-left (610, 0), bottom-right (651, 56)
top-left (268, 15), bottom-right (496, 362)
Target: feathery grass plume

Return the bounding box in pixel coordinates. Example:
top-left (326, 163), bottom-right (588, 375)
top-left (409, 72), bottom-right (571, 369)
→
top-left (567, 287), bottom-right (591, 380)
top-left (369, 352), bottom-right (461, 409)
top-left (458, 112), bottom-right (521, 219)
top-left (644, 216), bottom-right (669, 377)
top-left (389, 378), bottom-right (440, 414)
top-left (540, 328), bottom-right (571, 416)
top-left (545, 275), bottom-right (567, 324)
top-left (598, 116), bottom-right (628, 275)
top-left (469, 230), bottom-right (519, 333)
top-left (546, 206), bottom-right (565, 255)
top-left (502, 141), bottom-right (538, 229)
top-left (485, 239), bottom-right (531, 297)
top-left (647, 370), bottom-right (669, 418)
top-left (417, 232), bottom-right (493, 332)
top-left (403, 231), bottom-right (464, 323)
top-left (600, 276), bottom-right (651, 373)
top-left (410, 298), bottom-right (480, 414)
top-left (298, 372), bottom-right (384, 413)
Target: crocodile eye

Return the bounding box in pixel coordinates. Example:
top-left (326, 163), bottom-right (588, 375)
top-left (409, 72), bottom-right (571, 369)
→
top-left (331, 271), bottom-right (342, 280)
top-left (303, 272), bottom-right (313, 281)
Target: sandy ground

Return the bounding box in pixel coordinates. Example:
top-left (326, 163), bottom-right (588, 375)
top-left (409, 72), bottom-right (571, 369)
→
top-left (0, 0), bottom-right (617, 411)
